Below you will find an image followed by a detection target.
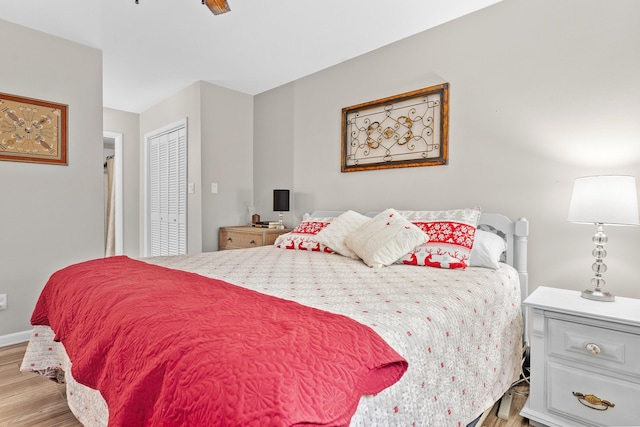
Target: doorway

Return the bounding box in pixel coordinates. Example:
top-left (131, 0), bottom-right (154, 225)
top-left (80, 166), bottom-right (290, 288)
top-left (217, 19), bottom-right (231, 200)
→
top-left (103, 131), bottom-right (123, 256)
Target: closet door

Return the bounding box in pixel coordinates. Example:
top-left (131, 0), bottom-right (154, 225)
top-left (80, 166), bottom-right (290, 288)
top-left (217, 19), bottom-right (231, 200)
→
top-left (148, 125), bottom-right (187, 256)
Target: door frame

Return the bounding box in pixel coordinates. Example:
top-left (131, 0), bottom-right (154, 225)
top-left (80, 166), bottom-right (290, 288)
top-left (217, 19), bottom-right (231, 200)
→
top-left (104, 131), bottom-right (123, 255)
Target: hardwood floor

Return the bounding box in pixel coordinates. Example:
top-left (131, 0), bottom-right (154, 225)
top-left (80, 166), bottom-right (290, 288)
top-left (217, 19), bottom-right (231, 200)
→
top-left (480, 384), bottom-right (532, 427)
top-left (1, 342), bottom-right (531, 426)
top-left (0, 342), bottom-right (81, 427)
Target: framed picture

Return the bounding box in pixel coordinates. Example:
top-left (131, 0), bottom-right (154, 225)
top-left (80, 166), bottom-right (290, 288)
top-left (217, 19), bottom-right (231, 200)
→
top-left (341, 83), bottom-right (449, 172)
top-left (0, 93), bottom-right (68, 165)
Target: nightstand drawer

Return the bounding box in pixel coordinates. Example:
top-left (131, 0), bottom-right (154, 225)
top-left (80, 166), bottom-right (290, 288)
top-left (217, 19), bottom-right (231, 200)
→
top-left (548, 318), bottom-right (640, 376)
top-left (547, 362), bottom-right (640, 426)
top-left (220, 230), bottom-right (263, 249)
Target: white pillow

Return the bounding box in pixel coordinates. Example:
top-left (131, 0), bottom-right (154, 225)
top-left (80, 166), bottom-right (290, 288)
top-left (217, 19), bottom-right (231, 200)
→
top-left (469, 229), bottom-right (507, 269)
top-left (345, 209), bottom-right (428, 267)
top-left (315, 210), bottom-right (370, 258)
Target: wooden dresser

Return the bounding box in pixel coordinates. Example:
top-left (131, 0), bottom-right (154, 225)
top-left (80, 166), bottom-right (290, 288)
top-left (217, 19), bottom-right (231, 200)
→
top-left (219, 226), bottom-right (291, 250)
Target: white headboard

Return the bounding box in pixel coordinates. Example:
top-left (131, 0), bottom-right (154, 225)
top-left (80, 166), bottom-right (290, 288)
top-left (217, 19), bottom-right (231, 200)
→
top-left (477, 213), bottom-right (529, 305)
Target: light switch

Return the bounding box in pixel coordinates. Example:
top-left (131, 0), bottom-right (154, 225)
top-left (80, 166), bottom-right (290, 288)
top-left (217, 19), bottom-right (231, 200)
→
top-left (211, 183), bottom-right (218, 194)
top-left (188, 183), bottom-right (195, 194)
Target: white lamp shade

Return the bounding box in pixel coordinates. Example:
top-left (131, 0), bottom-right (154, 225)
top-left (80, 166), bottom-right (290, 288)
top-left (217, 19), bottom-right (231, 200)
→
top-left (567, 175), bottom-right (640, 225)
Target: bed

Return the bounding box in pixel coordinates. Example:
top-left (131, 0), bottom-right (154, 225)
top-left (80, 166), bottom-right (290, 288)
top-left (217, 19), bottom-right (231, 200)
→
top-left (21, 208), bottom-right (529, 427)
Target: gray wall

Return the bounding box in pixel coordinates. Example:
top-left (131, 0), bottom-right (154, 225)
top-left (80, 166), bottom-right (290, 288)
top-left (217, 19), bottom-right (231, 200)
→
top-left (200, 82), bottom-right (254, 251)
top-left (253, 84), bottom-right (295, 225)
top-left (139, 81), bottom-right (253, 254)
top-left (0, 20), bottom-right (104, 340)
top-left (139, 82), bottom-right (204, 254)
top-left (3, 0), bottom-right (640, 341)
top-left (253, 0), bottom-right (640, 299)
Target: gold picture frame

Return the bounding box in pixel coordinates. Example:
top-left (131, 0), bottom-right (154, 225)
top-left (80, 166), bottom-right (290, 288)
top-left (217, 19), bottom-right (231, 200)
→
top-left (0, 93), bottom-right (68, 165)
top-left (341, 83), bottom-right (449, 172)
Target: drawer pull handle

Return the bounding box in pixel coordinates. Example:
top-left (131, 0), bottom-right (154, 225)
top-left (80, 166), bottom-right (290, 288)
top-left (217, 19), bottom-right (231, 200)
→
top-left (572, 392), bottom-right (615, 411)
top-left (585, 343), bottom-right (601, 355)
top-left (227, 237), bottom-right (232, 241)
top-left (249, 239), bottom-right (255, 244)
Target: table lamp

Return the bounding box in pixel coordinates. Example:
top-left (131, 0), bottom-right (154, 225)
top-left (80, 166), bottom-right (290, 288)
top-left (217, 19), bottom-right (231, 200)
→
top-left (567, 175), bottom-right (639, 301)
top-left (273, 189), bottom-right (290, 229)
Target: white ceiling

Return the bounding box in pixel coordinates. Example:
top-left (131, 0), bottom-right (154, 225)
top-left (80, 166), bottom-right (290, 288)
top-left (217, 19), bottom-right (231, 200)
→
top-left (1, 0), bottom-right (501, 113)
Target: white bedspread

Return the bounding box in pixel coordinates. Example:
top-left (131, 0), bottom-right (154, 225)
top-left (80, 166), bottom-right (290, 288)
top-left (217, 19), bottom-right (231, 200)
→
top-left (22, 246), bottom-right (522, 427)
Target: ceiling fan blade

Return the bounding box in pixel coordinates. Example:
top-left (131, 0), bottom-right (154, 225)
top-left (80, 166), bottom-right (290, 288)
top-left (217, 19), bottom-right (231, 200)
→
top-left (204, 0), bottom-right (230, 15)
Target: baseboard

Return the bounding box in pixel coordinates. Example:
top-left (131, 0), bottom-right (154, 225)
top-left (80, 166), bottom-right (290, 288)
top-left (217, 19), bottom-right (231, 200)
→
top-left (0, 330), bottom-right (32, 347)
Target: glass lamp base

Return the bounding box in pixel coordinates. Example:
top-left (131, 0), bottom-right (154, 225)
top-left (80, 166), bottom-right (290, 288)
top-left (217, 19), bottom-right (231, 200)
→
top-left (581, 289), bottom-right (615, 302)
top-left (277, 211), bottom-right (285, 229)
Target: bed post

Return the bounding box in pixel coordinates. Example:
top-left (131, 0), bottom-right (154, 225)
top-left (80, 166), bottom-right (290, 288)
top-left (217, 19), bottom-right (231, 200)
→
top-left (514, 217), bottom-right (529, 346)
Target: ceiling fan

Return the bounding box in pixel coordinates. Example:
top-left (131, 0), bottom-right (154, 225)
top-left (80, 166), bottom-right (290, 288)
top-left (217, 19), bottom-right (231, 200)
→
top-left (133, 0), bottom-right (231, 15)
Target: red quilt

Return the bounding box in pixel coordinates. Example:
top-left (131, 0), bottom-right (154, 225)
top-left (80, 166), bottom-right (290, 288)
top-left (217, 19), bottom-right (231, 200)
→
top-left (31, 256), bottom-right (407, 426)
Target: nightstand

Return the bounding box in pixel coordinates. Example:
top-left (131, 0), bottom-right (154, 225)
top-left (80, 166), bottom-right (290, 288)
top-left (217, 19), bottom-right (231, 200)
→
top-left (521, 286), bottom-right (640, 427)
top-left (219, 226), bottom-right (291, 250)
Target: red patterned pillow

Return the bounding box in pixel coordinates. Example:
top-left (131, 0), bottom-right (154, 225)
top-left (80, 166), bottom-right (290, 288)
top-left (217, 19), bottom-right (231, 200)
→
top-left (274, 217), bottom-right (335, 253)
top-left (396, 208), bottom-right (481, 269)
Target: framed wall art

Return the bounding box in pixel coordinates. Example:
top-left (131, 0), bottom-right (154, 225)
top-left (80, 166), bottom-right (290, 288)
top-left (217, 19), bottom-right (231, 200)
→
top-left (0, 93), bottom-right (68, 165)
top-left (341, 83), bottom-right (449, 172)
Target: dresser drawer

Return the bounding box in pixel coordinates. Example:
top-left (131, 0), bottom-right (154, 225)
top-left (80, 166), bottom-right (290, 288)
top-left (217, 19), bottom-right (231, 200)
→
top-left (220, 230), bottom-right (263, 249)
top-left (548, 317), bottom-right (640, 377)
top-left (219, 226), bottom-right (291, 250)
top-left (547, 362), bottom-right (640, 426)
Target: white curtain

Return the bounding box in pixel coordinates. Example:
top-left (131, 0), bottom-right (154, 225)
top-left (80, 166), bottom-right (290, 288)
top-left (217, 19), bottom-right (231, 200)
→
top-left (105, 156), bottom-right (116, 257)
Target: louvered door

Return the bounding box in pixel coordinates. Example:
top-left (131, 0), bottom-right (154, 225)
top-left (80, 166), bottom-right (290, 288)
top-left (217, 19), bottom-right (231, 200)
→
top-left (148, 125), bottom-right (187, 256)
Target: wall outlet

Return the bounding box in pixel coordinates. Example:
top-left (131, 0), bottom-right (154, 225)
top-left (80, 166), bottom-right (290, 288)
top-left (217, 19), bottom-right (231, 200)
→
top-left (0, 294), bottom-right (6, 311)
